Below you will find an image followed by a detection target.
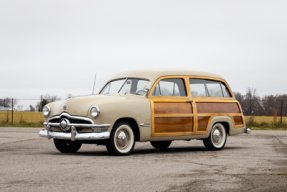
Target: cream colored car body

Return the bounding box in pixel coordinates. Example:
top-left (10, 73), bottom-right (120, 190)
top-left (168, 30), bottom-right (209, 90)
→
top-left (42, 69), bottom-right (248, 143)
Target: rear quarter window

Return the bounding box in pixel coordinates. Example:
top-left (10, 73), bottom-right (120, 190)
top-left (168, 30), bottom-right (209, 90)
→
top-left (189, 78), bottom-right (232, 97)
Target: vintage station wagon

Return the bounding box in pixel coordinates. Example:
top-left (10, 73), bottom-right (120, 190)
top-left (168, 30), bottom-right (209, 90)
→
top-left (39, 69), bottom-right (251, 155)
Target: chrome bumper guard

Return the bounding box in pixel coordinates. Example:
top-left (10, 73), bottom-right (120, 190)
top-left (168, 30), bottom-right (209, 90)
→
top-left (39, 122), bottom-right (111, 141)
top-left (245, 128), bottom-right (251, 134)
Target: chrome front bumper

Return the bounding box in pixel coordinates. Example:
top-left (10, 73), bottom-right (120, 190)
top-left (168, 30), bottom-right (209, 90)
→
top-left (39, 122), bottom-right (111, 141)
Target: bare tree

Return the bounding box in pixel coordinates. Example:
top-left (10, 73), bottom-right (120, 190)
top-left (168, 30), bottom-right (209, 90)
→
top-left (241, 87), bottom-right (262, 116)
top-left (0, 97), bottom-right (18, 108)
top-left (17, 104), bottom-right (24, 111)
top-left (37, 94), bottom-right (61, 111)
top-left (233, 92), bottom-right (244, 104)
top-left (42, 94), bottom-right (61, 103)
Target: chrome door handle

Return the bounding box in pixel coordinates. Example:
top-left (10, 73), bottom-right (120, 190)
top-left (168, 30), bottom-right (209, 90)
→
top-left (186, 100), bottom-right (193, 103)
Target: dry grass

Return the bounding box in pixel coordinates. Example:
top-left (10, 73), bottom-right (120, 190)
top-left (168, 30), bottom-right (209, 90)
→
top-left (245, 116), bottom-right (287, 123)
top-left (0, 111), bottom-right (43, 123)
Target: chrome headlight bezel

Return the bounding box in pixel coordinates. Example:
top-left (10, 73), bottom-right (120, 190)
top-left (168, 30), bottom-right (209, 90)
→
top-left (90, 106), bottom-right (100, 119)
top-left (43, 105), bottom-right (50, 118)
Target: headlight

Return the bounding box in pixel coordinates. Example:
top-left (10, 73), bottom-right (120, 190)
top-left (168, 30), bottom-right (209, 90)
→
top-left (90, 106), bottom-right (100, 119)
top-left (43, 105), bottom-right (50, 118)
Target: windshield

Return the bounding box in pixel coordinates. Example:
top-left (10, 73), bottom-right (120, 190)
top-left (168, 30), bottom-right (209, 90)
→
top-left (100, 78), bottom-right (150, 95)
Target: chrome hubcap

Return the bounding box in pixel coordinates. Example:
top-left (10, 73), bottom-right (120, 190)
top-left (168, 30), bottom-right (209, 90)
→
top-left (212, 128), bottom-right (222, 144)
top-left (116, 130), bottom-right (129, 149)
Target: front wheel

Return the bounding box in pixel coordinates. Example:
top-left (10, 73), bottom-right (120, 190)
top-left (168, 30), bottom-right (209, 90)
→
top-left (53, 139), bottom-right (82, 153)
top-left (106, 121), bottom-right (135, 156)
top-left (203, 123), bottom-right (227, 150)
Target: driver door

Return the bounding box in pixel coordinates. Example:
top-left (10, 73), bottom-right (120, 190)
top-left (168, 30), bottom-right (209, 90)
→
top-left (148, 77), bottom-right (194, 137)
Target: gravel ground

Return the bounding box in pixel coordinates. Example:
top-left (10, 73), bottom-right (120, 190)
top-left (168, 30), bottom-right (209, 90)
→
top-left (0, 128), bottom-right (286, 192)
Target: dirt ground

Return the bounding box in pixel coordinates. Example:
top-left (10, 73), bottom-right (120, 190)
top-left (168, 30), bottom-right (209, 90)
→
top-left (0, 128), bottom-right (286, 192)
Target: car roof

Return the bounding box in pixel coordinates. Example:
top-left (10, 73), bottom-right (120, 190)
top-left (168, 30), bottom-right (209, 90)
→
top-left (109, 69), bottom-right (225, 83)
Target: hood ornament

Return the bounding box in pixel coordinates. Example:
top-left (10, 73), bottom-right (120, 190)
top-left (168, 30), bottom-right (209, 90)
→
top-left (63, 105), bottom-right (67, 110)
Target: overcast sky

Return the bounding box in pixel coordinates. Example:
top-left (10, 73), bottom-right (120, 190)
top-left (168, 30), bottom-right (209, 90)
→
top-left (1, 0), bottom-right (287, 109)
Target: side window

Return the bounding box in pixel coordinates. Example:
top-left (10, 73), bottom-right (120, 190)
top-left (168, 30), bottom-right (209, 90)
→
top-left (189, 78), bottom-right (231, 97)
top-left (221, 82), bottom-right (231, 97)
top-left (134, 80), bottom-right (150, 94)
top-left (189, 79), bottom-right (208, 97)
top-left (205, 80), bottom-right (224, 97)
top-left (119, 79), bottom-right (151, 95)
top-left (152, 78), bottom-right (187, 96)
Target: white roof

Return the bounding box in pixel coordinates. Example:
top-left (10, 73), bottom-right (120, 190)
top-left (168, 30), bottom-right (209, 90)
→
top-left (109, 69), bottom-right (225, 84)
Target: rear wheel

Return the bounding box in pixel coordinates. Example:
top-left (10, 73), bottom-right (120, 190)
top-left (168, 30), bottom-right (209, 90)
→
top-left (203, 123), bottom-right (227, 150)
top-left (53, 139), bottom-right (82, 153)
top-left (150, 141), bottom-right (172, 149)
top-left (106, 121), bottom-right (135, 156)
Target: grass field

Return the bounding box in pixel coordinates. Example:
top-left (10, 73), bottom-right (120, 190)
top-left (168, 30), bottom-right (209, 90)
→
top-left (244, 116), bottom-right (287, 123)
top-left (0, 111), bottom-right (44, 123)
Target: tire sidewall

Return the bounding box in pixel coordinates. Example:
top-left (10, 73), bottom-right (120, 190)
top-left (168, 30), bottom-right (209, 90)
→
top-left (210, 123), bottom-right (227, 149)
top-left (113, 124), bottom-right (135, 154)
top-left (107, 122), bottom-right (135, 155)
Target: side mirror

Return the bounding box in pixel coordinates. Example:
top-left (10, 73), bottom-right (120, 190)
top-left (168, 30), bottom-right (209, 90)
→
top-left (144, 86), bottom-right (149, 95)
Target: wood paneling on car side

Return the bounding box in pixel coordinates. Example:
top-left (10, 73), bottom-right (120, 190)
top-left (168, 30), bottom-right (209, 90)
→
top-left (196, 102), bottom-right (240, 113)
top-left (151, 99), bottom-right (194, 137)
top-left (154, 102), bottom-right (193, 114)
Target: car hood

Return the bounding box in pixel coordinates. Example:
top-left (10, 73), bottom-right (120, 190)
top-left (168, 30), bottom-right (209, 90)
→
top-left (48, 94), bottom-right (145, 117)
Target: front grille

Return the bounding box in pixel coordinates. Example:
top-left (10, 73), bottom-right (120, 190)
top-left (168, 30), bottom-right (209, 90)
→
top-left (48, 113), bottom-right (93, 132)
top-left (48, 118), bottom-right (91, 124)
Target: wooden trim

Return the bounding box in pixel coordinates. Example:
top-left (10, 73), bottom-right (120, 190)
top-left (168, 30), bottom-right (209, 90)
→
top-left (233, 116), bottom-right (244, 125)
top-left (196, 102), bottom-right (241, 113)
top-left (151, 131), bottom-right (194, 137)
top-left (184, 76), bottom-right (192, 98)
top-left (154, 102), bottom-right (192, 114)
top-left (197, 113), bottom-right (242, 117)
top-left (154, 114), bottom-right (194, 117)
top-left (150, 95), bottom-right (195, 137)
top-left (153, 117), bottom-right (193, 136)
top-left (197, 116), bottom-right (210, 132)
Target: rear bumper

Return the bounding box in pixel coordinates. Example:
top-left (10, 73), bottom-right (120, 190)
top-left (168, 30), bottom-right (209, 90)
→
top-left (245, 128), bottom-right (251, 134)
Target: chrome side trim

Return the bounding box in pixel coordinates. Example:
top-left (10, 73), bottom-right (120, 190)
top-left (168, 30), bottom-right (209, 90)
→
top-left (43, 122), bottom-right (110, 129)
top-left (39, 129), bottom-right (110, 140)
top-left (48, 112), bottom-right (94, 124)
top-left (140, 123), bottom-right (151, 127)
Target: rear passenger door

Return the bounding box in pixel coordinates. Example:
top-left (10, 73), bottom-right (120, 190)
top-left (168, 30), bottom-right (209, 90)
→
top-left (189, 78), bottom-right (244, 135)
top-left (148, 77), bottom-right (195, 137)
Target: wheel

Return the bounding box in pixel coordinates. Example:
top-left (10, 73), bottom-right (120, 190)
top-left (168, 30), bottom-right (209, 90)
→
top-left (150, 141), bottom-right (172, 149)
top-left (53, 139), bottom-right (82, 153)
top-left (106, 121), bottom-right (135, 156)
top-left (203, 123), bottom-right (227, 150)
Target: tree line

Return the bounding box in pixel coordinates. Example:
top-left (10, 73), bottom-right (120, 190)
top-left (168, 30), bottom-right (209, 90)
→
top-left (234, 87), bottom-right (287, 116)
top-left (0, 95), bottom-right (60, 112)
top-left (1, 89), bottom-right (287, 116)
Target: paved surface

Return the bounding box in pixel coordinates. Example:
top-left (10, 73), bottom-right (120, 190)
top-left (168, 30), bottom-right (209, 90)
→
top-left (0, 128), bottom-right (287, 192)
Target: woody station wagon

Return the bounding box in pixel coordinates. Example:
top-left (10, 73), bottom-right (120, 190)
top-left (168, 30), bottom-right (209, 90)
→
top-left (39, 69), bottom-right (251, 155)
